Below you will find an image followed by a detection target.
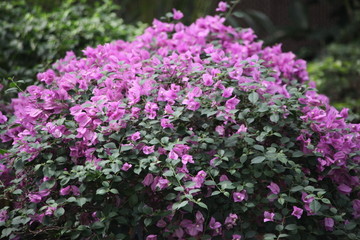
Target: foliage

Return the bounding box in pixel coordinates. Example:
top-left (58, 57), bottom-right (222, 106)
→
top-left (0, 0), bottom-right (146, 104)
top-left (308, 42), bottom-right (360, 122)
top-left (1, 3), bottom-right (360, 240)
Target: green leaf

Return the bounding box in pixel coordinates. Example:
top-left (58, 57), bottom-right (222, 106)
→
top-left (195, 202), bottom-right (208, 209)
top-left (91, 221), bottom-right (105, 229)
top-left (54, 207), bottom-right (65, 218)
top-left (12, 189), bottom-right (23, 195)
top-left (285, 224), bottom-right (297, 231)
top-left (248, 92), bottom-right (259, 104)
top-left (310, 200), bottom-right (321, 213)
top-left (165, 193), bottom-right (176, 200)
top-left (253, 144), bottom-right (265, 152)
top-left (251, 156), bottom-right (266, 164)
top-left (264, 233), bottom-right (276, 240)
top-left (104, 142), bottom-right (117, 149)
top-left (270, 113), bottom-right (279, 123)
top-left (110, 188), bottom-right (119, 194)
top-left (144, 218), bottom-right (152, 226)
top-left (96, 188), bottom-right (108, 195)
top-left (292, 151), bottom-right (303, 157)
top-left (172, 200), bottom-right (189, 210)
top-left (290, 186), bottom-right (303, 192)
top-left (211, 191), bottom-right (221, 196)
top-left (0, 149), bottom-right (8, 154)
top-left (174, 186), bottom-right (184, 192)
top-left (77, 197), bottom-right (87, 207)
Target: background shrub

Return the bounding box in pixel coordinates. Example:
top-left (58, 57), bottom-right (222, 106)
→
top-left (308, 42), bottom-right (360, 123)
top-left (0, 0), bottom-right (146, 104)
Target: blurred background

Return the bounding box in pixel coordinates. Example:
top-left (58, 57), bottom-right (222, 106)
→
top-left (0, 0), bottom-right (359, 122)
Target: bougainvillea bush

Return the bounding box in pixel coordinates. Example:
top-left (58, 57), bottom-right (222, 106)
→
top-left (1, 4), bottom-right (360, 240)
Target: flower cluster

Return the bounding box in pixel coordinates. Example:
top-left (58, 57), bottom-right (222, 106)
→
top-left (0, 4), bottom-right (359, 240)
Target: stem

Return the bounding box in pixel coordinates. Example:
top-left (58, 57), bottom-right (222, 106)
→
top-left (9, 77), bottom-right (24, 93)
top-left (225, 0), bottom-right (242, 20)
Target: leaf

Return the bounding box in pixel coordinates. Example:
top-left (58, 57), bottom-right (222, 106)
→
top-left (195, 202), bottom-right (208, 209)
top-left (253, 144), bottom-right (265, 152)
top-left (290, 186), bottom-right (303, 192)
top-left (144, 218), bottom-right (152, 226)
top-left (251, 156), bottom-right (266, 164)
top-left (104, 142), bottom-right (116, 149)
top-left (292, 151), bottom-right (304, 157)
top-left (54, 207), bottom-right (65, 218)
top-left (285, 224), bottom-right (298, 231)
top-left (270, 113), bottom-right (279, 123)
top-left (172, 200), bottom-right (189, 210)
top-left (77, 197), bottom-right (87, 207)
top-left (211, 191), bottom-right (221, 196)
top-left (174, 186), bottom-right (184, 192)
top-left (120, 145), bottom-right (133, 152)
top-left (91, 221), bottom-right (105, 229)
top-left (310, 200), bottom-right (321, 213)
top-left (248, 92), bottom-right (259, 104)
top-left (96, 188), bottom-right (107, 195)
top-left (165, 193), bottom-right (177, 200)
top-left (0, 149), bottom-right (8, 154)
top-left (110, 188), bottom-right (119, 194)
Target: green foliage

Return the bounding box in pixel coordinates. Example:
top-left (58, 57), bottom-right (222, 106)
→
top-left (0, 0), bottom-right (146, 103)
top-left (308, 42), bottom-right (360, 122)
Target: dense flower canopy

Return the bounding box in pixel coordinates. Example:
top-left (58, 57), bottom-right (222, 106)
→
top-left (0, 6), bottom-right (359, 240)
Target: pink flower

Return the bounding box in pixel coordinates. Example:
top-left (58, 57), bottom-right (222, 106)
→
top-left (146, 235), bottom-right (157, 240)
top-left (129, 132), bottom-right (141, 141)
top-left (193, 170), bottom-right (207, 188)
top-left (225, 97), bottom-right (240, 110)
top-left (160, 118), bottom-right (174, 129)
top-left (45, 206), bottom-right (57, 216)
top-left (121, 163), bottom-right (132, 171)
top-left (264, 211), bottom-right (275, 222)
top-left (28, 193), bottom-right (42, 203)
top-left (209, 217), bottom-right (222, 235)
top-left (301, 192), bottom-right (314, 204)
top-left (215, 125), bottom-right (225, 136)
top-left (225, 213), bottom-right (238, 229)
top-left (352, 199), bottom-right (360, 219)
top-left (324, 217), bottom-right (334, 231)
top-left (172, 9), bottom-right (183, 20)
top-left (233, 190), bottom-right (247, 202)
top-left (181, 154), bottom-right (194, 165)
top-left (144, 102), bottom-right (159, 119)
top-left (232, 234), bottom-right (242, 240)
top-left (165, 104), bottom-right (174, 114)
top-left (74, 112), bottom-right (92, 127)
top-left (0, 111), bottom-right (7, 124)
top-left (337, 184), bottom-right (352, 195)
top-left (236, 124), bottom-right (247, 133)
top-left (216, 1), bottom-right (228, 12)
top-left (60, 186), bottom-right (71, 196)
top-left (71, 185), bottom-right (80, 196)
top-left (291, 206), bottom-right (303, 219)
top-left (142, 173), bottom-right (154, 186)
top-left (168, 150), bottom-right (179, 160)
top-left (0, 210), bottom-right (9, 222)
top-left (267, 182), bottom-right (280, 194)
top-left (222, 87), bottom-right (234, 98)
top-left (155, 177), bottom-right (170, 190)
top-left (202, 73), bottom-right (214, 86)
top-left (156, 219), bottom-right (167, 228)
top-left (143, 146), bottom-right (155, 155)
